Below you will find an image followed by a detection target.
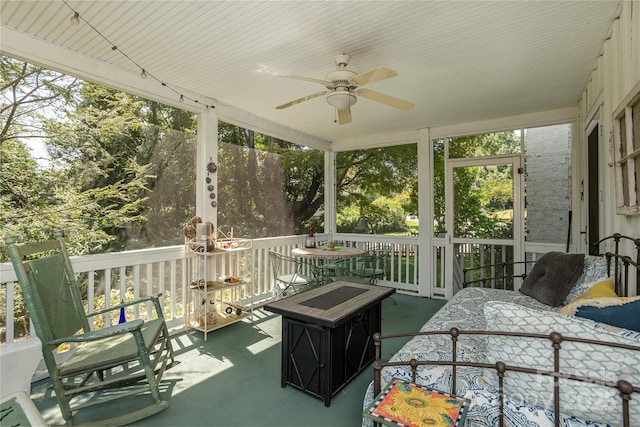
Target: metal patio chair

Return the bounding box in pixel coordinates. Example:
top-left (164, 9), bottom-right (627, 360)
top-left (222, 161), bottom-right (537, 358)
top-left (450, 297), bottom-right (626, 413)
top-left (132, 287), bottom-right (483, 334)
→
top-left (333, 253), bottom-right (385, 285)
top-left (333, 251), bottom-right (397, 303)
top-left (269, 251), bottom-right (320, 300)
top-left (5, 232), bottom-right (176, 426)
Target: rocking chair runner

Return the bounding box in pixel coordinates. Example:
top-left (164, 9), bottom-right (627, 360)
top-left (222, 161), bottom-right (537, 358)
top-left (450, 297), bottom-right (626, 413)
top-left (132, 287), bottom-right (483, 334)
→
top-left (5, 232), bottom-right (176, 426)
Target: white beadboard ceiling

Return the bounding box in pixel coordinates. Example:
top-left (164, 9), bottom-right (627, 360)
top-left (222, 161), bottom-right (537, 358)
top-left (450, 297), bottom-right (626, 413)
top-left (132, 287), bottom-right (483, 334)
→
top-left (0, 0), bottom-right (620, 145)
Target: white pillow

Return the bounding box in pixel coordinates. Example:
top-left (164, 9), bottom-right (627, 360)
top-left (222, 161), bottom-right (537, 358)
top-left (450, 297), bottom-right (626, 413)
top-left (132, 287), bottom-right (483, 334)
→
top-left (484, 301), bottom-right (640, 425)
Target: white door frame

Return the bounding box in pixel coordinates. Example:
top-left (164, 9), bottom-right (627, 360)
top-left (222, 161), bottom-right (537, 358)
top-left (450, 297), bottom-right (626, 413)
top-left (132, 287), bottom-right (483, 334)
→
top-left (444, 154), bottom-right (525, 299)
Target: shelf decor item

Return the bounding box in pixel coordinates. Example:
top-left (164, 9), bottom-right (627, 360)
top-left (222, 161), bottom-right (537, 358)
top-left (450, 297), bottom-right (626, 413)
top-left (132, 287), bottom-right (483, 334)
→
top-left (363, 378), bottom-right (470, 427)
top-left (196, 222), bottom-right (215, 252)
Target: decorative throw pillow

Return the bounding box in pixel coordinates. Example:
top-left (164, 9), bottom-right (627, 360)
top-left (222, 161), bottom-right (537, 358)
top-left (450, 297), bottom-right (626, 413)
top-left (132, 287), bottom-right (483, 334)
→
top-left (484, 301), bottom-right (640, 425)
top-left (561, 296), bottom-right (640, 332)
top-left (563, 256), bottom-right (610, 305)
top-left (519, 252), bottom-right (585, 306)
top-left (558, 278), bottom-right (617, 314)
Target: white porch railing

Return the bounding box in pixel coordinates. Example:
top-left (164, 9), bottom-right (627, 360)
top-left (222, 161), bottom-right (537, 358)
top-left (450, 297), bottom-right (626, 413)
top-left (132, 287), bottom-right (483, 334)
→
top-left (1, 244), bottom-right (190, 345)
top-left (1, 233), bottom-right (421, 347)
top-left (2, 232), bottom-right (562, 348)
top-left (430, 236), bottom-right (565, 298)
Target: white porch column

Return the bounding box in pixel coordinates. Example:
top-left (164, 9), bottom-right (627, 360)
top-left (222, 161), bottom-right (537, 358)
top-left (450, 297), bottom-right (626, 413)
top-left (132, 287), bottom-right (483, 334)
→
top-left (324, 150), bottom-right (336, 234)
top-left (417, 128), bottom-right (434, 297)
top-left (196, 107), bottom-right (219, 225)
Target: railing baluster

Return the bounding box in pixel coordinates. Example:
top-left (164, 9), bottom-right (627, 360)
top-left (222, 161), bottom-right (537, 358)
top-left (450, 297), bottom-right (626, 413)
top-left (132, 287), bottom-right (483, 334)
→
top-left (133, 264), bottom-right (141, 319)
top-left (5, 281), bottom-right (15, 343)
top-left (146, 262), bottom-right (154, 319)
top-left (104, 268), bottom-right (112, 327)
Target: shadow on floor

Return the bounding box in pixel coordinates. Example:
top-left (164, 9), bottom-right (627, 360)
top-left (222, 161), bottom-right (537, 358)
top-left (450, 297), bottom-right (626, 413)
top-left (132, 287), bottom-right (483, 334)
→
top-left (31, 293), bottom-right (446, 427)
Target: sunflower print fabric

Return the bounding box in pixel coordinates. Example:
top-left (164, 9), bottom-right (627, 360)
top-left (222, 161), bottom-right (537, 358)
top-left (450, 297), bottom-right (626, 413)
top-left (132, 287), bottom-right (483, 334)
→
top-left (365, 379), bottom-right (469, 427)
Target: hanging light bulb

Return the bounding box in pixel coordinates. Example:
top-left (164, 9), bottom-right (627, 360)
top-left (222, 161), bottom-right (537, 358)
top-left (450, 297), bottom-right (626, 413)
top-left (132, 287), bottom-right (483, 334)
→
top-left (140, 69), bottom-right (148, 79)
top-left (70, 11), bottom-right (80, 25)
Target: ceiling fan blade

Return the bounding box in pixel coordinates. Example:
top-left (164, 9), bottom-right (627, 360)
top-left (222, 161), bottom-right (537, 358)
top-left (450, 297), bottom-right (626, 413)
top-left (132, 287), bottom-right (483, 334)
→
top-left (279, 75), bottom-right (333, 88)
top-left (276, 91), bottom-right (327, 109)
top-left (357, 88), bottom-right (414, 111)
top-left (338, 107), bottom-right (352, 125)
top-left (350, 67), bottom-right (398, 86)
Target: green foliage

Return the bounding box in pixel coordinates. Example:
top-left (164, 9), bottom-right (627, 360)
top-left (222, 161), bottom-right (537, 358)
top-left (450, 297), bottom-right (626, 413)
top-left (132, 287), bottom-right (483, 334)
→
top-left (0, 58), bottom-right (105, 257)
top-left (336, 204), bottom-right (361, 232)
top-left (0, 285), bottom-right (28, 343)
top-left (1, 56), bottom-right (197, 257)
top-left (432, 132), bottom-right (519, 238)
top-left (366, 196), bottom-right (407, 234)
top-left (217, 123), bottom-right (324, 237)
top-left (335, 144), bottom-right (417, 233)
top-left (1, 56), bottom-right (78, 146)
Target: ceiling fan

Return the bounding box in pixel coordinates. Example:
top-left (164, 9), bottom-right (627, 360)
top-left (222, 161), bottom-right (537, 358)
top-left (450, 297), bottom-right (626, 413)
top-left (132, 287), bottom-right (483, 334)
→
top-left (275, 54), bottom-right (414, 125)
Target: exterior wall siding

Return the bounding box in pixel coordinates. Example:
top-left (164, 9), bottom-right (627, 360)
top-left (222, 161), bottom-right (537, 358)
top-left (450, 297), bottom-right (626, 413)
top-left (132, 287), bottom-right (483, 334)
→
top-left (580, 0), bottom-right (640, 247)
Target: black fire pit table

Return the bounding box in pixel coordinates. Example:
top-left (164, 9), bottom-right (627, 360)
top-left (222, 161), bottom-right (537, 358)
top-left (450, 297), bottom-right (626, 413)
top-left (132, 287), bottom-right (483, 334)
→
top-left (264, 280), bottom-right (395, 407)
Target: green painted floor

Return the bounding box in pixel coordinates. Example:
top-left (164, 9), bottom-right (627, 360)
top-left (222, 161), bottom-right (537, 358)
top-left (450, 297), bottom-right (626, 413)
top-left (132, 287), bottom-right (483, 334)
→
top-left (31, 293), bottom-right (446, 427)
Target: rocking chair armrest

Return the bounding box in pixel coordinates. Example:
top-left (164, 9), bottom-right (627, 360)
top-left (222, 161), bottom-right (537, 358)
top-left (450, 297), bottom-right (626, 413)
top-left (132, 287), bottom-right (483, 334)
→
top-left (49, 319), bottom-right (145, 346)
top-left (87, 293), bottom-right (164, 318)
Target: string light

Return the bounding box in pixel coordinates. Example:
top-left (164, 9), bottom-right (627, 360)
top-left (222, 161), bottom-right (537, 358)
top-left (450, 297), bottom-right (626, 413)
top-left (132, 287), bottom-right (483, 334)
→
top-left (61, 0), bottom-right (215, 109)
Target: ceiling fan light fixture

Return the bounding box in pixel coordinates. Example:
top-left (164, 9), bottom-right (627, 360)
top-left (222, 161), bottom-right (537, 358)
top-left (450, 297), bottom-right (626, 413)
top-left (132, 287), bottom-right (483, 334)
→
top-left (326, 90), bottom-right (356, 110)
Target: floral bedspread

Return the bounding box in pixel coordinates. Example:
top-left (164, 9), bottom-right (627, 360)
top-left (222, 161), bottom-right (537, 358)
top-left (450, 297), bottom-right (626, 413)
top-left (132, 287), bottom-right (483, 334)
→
top-left (362, 287), bottom-right (610, 427)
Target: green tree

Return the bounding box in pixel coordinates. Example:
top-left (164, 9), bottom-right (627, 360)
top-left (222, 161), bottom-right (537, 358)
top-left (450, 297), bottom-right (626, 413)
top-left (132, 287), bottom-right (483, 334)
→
top-left (1, 57), bottom-right (196, 256)
top-left (433, 132), bottom-right (519, 238)
top-left (0, 57), bottom-right (120, 257)
top-left (218, 123), bottom-right (324, 237)
top-left (217, 127), bottom-right (421, 238)
top-left (335, 144), bottom-right (417, 233)
top-left (1, 56), bottom-right (78, 146)
top-left (45, 83), bottom-right (197, 250)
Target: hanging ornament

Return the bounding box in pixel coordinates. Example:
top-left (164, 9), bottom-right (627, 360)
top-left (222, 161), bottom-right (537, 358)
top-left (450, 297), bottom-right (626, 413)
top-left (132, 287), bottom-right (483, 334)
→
top-left (207, 158), bottom-right (217, 174)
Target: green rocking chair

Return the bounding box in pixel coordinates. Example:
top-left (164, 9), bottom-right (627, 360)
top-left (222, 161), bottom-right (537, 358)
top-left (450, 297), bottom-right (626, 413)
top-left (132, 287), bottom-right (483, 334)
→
top-left (5, 232), bottom-right (176, 426)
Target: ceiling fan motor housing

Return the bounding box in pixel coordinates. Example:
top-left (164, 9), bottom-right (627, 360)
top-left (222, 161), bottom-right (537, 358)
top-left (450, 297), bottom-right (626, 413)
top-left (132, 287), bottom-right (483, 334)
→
top-left (326, 69), bottom-right (357, 88)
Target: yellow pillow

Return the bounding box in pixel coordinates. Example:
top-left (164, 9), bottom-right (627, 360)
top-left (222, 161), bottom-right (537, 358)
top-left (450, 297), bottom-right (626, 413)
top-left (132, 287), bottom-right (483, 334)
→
top-left (558, 278), bottom-right (617, 314)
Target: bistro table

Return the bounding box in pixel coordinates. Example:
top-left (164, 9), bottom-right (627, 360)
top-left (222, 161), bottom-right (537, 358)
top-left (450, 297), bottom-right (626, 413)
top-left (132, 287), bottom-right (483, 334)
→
top-left (292, 246), bottom-right (366, 283)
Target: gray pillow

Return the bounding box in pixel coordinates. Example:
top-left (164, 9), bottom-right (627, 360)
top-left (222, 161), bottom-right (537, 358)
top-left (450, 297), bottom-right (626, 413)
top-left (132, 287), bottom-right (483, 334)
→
top-left (519, 252), bottom-right (585, 306)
